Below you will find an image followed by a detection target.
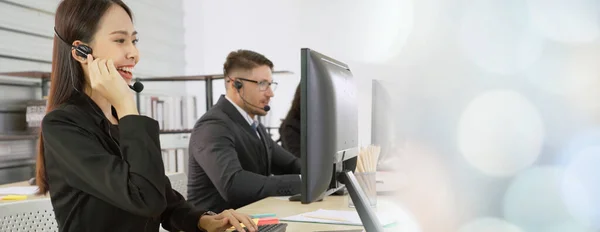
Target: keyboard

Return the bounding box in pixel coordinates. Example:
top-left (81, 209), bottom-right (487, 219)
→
top-left (232, 223), bottom-right (288, 232)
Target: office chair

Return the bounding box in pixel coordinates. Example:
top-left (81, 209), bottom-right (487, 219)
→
top-left (166, 172), bottom-right (188, 199)
top-left (4, 174), bottom-right (187, 232)
top-left (0, 198), bottom-right (58, 232)
top-left (159, 172), bottom-right (190, 232)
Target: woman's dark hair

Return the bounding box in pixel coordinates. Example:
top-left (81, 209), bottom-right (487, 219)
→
top-left (287, 83), bottom-right (301, 120)
top-left (36, 0), bottom-right (133, 195)
top-left (278, 83), bottom-right (301, 155)
top-left (280, 83), bottom-right (301, 129)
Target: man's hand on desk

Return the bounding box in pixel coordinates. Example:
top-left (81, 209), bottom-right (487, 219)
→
top-left (198, 209), bottom-right (258, 232)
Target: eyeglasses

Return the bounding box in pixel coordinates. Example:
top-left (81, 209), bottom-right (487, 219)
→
top-left (236, 77), bottom-right (278, 92)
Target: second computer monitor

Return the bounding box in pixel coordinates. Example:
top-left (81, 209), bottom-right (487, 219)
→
top-left (300, 48), bottom-right (359, 204)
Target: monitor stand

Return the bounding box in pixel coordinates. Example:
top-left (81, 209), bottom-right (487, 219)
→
top-left (289, 159), bottom-right (350, 202)
top-left (288, 194), bottom-right (317, 202)
top-left (288, 185), bottom-right (342, 202)
top-left (337, 170), bottom-right (385, 232)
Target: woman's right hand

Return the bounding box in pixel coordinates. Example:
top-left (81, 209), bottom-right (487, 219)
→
top-left (87, 54), bottom-right (138, 117)
top-left (198, 209), bottom-right (258, 232)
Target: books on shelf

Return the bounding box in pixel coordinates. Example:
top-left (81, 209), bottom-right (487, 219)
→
top-left (137, 94), bottom-right (198, 132)
top-left (161, 148), bottom-right (186, 173)
top-left (25, 99), bottom-right (47, 131)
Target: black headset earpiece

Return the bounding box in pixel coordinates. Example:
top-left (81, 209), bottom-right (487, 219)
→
top-left (54, 27), bottom-right (92, 59)
top-left (74, 44), bottom-right (92, 58)
top-left (234, 80), bottom-right (243, 90)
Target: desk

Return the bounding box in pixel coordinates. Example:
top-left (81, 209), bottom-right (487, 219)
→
top-left (2, 181), bottom-right (410, 232)
top-left (2, 181), bottom-right (367, 231)
top-left (237, 196), bottom-right (363, 232)
top-left (0, 180), bottom-right (30, 188)
top-left (0, 180), bottom-right (47, 203)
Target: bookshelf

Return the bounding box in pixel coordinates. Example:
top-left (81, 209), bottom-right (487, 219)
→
top-left (0, 134), bottom-right (38, 141)
top-left (0, 71), bottom-right (50, 97)
top-left (0, 71), bottom-right (47, 143)
top-left (136, 70), bottom-right (294, 137)
top-left (135, 70), bottom-right (293, 111)
top-left (0, 72), bottom-right (47, 184)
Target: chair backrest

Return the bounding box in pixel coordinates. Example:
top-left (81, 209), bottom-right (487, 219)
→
top-left (0, 198), bottom-right (58, 232)
top-left (167, 172), bottom-right (188, 199)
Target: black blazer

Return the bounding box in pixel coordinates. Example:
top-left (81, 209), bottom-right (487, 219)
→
top-left (187, 95), bottom-right (301, 213)
top-left (42, 93), bottom-right (206, 232)
top-left (279, 115), bottom-right (301, 158)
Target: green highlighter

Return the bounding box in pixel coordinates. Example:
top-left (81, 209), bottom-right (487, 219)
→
top-left (251, 213), bottom-right (276, 219)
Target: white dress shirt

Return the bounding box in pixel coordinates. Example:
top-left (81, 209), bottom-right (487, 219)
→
top-left (225, 95), bottom-right (260, 139)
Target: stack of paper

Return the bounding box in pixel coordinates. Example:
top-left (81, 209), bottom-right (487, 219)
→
top-left (281, 209), bottom-right (397, 227)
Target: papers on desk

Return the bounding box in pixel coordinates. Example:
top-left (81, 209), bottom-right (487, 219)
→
top-left (281, 209), bottom-right (396, 227)
top-left (0, 186), bottom-right (38, 195)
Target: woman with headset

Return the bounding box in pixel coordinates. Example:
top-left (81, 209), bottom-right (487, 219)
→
top-left (35, 1), bottom-right (257, 231)
top-left (279, 83), bottom-right (357, 172)
top-left (279, 84), bottom-right (301, 157)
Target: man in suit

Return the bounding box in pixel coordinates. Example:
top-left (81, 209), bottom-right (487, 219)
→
top-left (187, 49), bottom-right (302, 212)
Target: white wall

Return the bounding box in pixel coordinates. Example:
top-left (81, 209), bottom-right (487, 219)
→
top-left (182, 0), bottom-right (398, 146)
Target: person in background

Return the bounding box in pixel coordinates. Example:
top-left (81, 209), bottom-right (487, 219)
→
top-left (36, 1), bottom-right (255, 231)
top-left (187, 49), bottom-right (302, 213)
top-left (279, 84), bottom-right (301, 158)
top-left (278, 83), bottom-right (358, 172)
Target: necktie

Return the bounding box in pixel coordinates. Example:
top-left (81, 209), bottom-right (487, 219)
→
top-left (251, 121), bottom-right (261, 139)
top-left (251, 121), bottom-right (258, 131)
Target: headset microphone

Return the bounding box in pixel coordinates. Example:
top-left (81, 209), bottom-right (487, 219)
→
top-left (243, 96), bottom-right (270, 112)
top-left (129, 81), bottom-right (144, 93)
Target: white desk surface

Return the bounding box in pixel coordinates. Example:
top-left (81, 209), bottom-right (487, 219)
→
top-left (0, 181), bottom-right (46, 203)
top-left (237, 196), bottom-right (364, 232)
top-left (1, 172), bottom-right (410, 232)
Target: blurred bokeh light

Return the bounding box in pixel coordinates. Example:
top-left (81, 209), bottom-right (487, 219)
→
top-left (458, 0), bottom-right (544, 75)
top-left (562, 146), bottom-right (600, 229)
top-left (527, 0), bottom-right (600, 43)
top-left (457, 90), bottom-right (544, 177)
top-left (458, 217), bottom-right (524, 232)
top-left (502, 167), bottom-right (593, 231)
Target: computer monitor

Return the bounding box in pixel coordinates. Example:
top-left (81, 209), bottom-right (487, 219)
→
top-left (297, 48), bottom-right (384, 232)
top-left (299, 48), bottom-right (358, 203)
